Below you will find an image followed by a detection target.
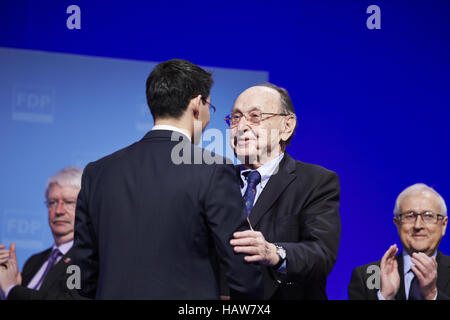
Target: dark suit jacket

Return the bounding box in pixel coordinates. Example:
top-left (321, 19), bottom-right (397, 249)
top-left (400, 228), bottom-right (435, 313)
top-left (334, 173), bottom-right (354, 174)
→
top-left (8, 247), bottom-right (83, 300)
top-left (72, 130), bottom-right (263, 300)
top-left (223, 153), bottom-right (340, 300)
top-left (348, 251), bottom-right (450, 300)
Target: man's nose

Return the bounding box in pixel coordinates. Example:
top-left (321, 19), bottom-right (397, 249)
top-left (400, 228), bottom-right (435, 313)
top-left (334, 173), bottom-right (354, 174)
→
top-left (236, 115), bottom-right (250, 131)
top-left (55, 201), bottom-right (66, 213)
top-left (414, 215), bottom-right (425, 229)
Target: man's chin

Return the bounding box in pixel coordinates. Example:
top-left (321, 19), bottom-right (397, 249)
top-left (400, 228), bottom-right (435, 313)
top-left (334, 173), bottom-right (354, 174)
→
top-left (51, 228), bottom-right (74, 237)
top-left (408, 244), bottom-right (432, 255)
top-left (235, 152), bottom-right (258, 166)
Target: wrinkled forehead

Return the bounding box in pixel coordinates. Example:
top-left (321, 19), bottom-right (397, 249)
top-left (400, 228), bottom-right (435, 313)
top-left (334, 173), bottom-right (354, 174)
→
top-left (399, 191), bottom-right (442, 213)
top-left (48, 183), bottom-right (80, 198)
top-left (233, 86), bottom-right (282, 113)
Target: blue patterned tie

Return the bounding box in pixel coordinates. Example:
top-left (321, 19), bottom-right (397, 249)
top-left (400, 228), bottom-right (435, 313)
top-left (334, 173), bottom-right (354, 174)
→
top-left (243, 170), bottom-right (261, 215)
top-left (408, 273), bottom-right (423, 300)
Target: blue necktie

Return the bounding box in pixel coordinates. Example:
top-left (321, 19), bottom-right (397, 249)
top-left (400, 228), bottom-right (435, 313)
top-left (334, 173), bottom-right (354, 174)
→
top-left (243, 170), bottom-right (261, 215)
top-left (408, 272), bottom-right (423, 300)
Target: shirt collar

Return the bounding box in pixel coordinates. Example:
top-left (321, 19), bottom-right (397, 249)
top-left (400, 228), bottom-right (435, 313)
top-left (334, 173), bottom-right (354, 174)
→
top-left (53, 240), bottom-right (73, 256)
top-left (152, 125), bottom-right (191, 142)
top-left (240, 153), bottom-right (285, 187)
top-left (403, 250), bottom-right (437, 275)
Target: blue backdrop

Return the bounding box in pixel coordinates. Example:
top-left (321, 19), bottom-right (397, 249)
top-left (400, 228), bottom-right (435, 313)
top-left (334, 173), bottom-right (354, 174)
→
top-left (0, 0), bottom-right (449, 299)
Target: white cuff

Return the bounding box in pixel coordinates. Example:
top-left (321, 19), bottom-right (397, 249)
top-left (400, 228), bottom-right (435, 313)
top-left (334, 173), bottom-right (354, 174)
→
top-left (377, 289), bottom-right (393, 300)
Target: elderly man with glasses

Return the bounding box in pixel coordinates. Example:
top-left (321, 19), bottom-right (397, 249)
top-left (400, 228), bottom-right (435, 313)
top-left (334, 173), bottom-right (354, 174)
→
top-left (221, 83), bottom-right (341, 300)
top-left (349, 183), bottom-right (450, 300)
top-left (0, 167), bottom-right (85, 300)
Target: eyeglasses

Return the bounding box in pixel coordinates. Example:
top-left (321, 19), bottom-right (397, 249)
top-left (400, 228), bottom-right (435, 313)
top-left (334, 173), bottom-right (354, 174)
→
top-left (45, 199), bottom-right (77, 210)
top-left (201, 97), bottom-right (216, 114)
top-left (224, 110), bottom-right (289, 127)
top-left (396, 211), bottom-right (445, 224)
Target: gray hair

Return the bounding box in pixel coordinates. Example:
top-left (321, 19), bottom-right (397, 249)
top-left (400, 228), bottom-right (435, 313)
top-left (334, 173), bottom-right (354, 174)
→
top-left (45, 167), bottom-right (83, 201)
top-left (394, 183), bottom-right (447, 216)
top-left (256, 82), bottom-right (298, 147)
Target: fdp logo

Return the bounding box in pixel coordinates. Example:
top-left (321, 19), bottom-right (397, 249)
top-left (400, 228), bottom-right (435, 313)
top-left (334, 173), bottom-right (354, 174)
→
top-left (12, 84), bottom-right (56, 124)
top-left (1, 210), bottom-right (45, 250)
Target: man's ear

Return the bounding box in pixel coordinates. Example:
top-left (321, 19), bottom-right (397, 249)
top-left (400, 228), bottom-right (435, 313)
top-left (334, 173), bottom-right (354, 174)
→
top-left (441, 216), bottom-right (448, 237)
top-left (280, 114), bottom-right (296, 142)
top-left (393, 216), bottom-right (400, 229)
top-left (188, 95), bottom-right (202, 120)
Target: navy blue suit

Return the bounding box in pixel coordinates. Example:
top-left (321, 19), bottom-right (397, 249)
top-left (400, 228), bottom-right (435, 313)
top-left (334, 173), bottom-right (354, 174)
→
top-left (72, 130), bottom-right (263, 299)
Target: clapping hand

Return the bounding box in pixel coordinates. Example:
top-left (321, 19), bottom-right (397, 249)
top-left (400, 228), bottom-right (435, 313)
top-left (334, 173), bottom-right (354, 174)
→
top-left (411, 252), bottom-right (438, 300)
top-left (380, 244), bottom-right (400, 300)
top-left (0, 243), bottom-right (22, 293)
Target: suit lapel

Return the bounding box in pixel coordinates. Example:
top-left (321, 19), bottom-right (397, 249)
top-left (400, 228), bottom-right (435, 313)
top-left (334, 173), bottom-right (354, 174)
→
top-left (249, 153), bottom-right (297, 228)
top-left (39, 249), bottom-right (73, 292)
top-left (436, 251), bottom-right (450, 293)
top-left (395, 253), bottom-right (407, 300)
top-left (22, 248), bottom-right (52, 287)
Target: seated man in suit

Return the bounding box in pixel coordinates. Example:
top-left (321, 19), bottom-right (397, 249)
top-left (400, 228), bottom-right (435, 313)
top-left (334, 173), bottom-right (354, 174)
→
top-left (225, 83), bottom-right (341, 299)
top-left (348, 183), bottom-right (450, 300)
top-left (72, 59), bottom-right (262, 299)
top-left (0, 167), bottom-right (84, 300)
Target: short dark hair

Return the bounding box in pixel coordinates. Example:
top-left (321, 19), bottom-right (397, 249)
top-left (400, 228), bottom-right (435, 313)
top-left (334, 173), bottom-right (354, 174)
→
top-left (146, 59), bottom-right (213, 119)
top-left (257, 82), bottom-right (297, 147)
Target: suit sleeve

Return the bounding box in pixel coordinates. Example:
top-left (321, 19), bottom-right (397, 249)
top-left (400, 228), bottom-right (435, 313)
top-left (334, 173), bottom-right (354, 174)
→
top-left (203, 164), bottom-right (263, 300)
top-left (348, 267), bottom-right (369, 300)
top-left (72, 163), bottom-right (99, 299)
top-left (7, 284), bottom-right (88, 300)
top-left (8, 285), bottom-right (47, 300)
top-left (278, 171), bottom-right (341, 281)
top-left (437, 290), bottom-right (450, 300)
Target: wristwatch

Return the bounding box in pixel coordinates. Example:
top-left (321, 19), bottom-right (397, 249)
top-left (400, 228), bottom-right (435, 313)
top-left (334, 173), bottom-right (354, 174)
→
top-left (273, 244), bottom-right (286, 270)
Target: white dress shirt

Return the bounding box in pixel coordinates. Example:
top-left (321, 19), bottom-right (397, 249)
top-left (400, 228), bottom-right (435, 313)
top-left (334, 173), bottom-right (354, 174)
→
top-left (152, 124), bottom-right (191, 142)
top-left (239, 153), bottom-right (285, 204)
top-left (239, 153), bottom-right (286, 272)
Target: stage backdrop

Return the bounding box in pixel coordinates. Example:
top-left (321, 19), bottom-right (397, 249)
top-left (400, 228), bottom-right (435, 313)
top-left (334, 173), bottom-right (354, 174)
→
top-left (0, 0), bottom-right (449, 299)
top-left (0, 46), bottom-right (268, 274)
